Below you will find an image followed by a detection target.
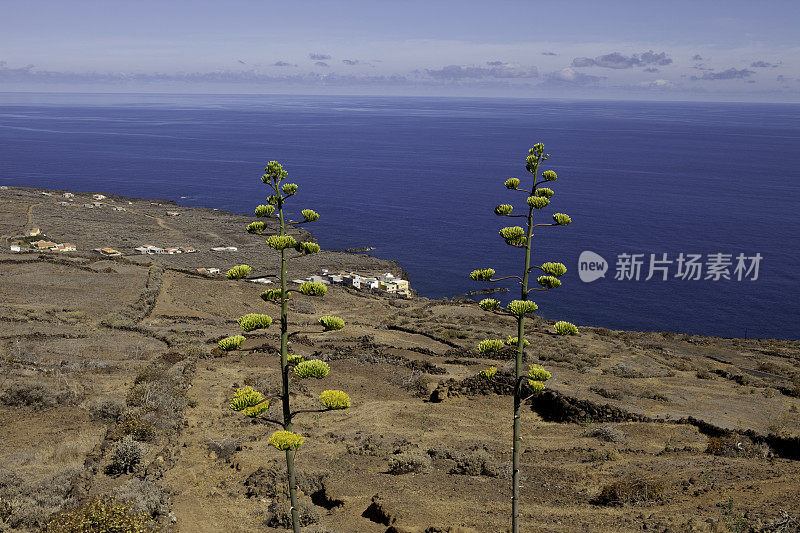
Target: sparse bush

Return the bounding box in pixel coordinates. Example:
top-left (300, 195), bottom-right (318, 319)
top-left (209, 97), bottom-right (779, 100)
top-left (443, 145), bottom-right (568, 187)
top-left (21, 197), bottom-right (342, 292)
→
top-left (0, 382), bottom-right (76, 409)
top-left (205, 437), bottom-right (242, 463)
top-left (117, 414), bottom-right (157, 442)
top-left (706, 434), bottom-right (772, 458)
top-left (112, 436), bottom-right (144, 474)
top-left (89, 398), bottom-right (126, 422)
top-left (597, 479), bottom-right (664, 505)
top-left (266, 501), bottom-right (320, 528)
top-left (290, 299), bottom-right (316, 314)
top-left (113, 479), bottom-right (168, 518)
top-left (582, 425), bottom-right (628, 443)
top-left (44, 497), bottom-right (154, 532)
top-left (181, 343), bottom-right (206, 358)
top-left (388, 450), bottom-right (432, 475)
top-left (448, 450), bottom-right (503, 477)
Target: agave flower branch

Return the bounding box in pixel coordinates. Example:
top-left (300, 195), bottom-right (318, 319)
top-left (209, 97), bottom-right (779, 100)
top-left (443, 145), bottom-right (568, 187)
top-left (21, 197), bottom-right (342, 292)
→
top-left (222, 161), bottom-right (350, 533)
top-left (470, 143), bottom-right (577, 533)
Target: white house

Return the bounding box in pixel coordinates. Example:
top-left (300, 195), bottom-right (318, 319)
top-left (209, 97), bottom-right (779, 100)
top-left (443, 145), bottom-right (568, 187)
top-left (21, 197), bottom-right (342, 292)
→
top-left (326, 273), bottom-right (343, 284)
top-left (135, 245), bottom-right (165, 254)
top-left (93, 194), bottom-right (106, 200)
top-left (10, 245), bottom-right (21, 252)
top-left (361, 277), bottom-right (379, 290)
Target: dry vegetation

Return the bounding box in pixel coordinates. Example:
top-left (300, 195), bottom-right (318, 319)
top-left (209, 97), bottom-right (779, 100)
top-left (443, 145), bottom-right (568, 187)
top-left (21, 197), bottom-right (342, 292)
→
top-left (1, 187), bottom-right (799, 532)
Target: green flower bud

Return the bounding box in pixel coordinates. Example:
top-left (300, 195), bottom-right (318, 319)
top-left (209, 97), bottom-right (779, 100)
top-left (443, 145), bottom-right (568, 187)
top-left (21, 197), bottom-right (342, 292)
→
top-left (528, 364), bottom-right (551, 381)
top-left (267, 194), bottom-right (281, 206)
top-left (281, 183), bottom-right (298, 195)
top-left (299, 281), bottom-right (327, 297)
top-left (229, 386), bottom-right (269, 417)
top-left (261, 288), bottom-right (286, 302)
top-left (478, 339), bottom-right (505, 354)
top-left (218, 335), bottom-right (245, 351)
top-left (537, 275), bottom-right (562, 289)
top-left (535, 188), bottom-right (554, 199)
top-left (294, 241), bottom-right (321, 254)
top-left (507, 300), bottom-right (538, 316)
top-left (554, 321), bottom-right (579, 336)
top-left (226, 264), bottom-right (252, 279)
top-left (254, 204), bottom-right (275, 217)
top-left (301, 209), bottom-right (319, 222)
top-left (319, 389), bottom-right (351, 410)
top-left (469, 268), bottom-right (496, 281)
top-left (479, 366), bottom-right (497, 380)
top-left (541, 262), bottom-right (567, 277)
top-left (319, 315), bottom-right (345, 331)
top-left (504, 177), bottom-right (520, 189)
top-left (532, 143), bottom-right (544, 154)
top-left (267, 235), bottom-right (297, 250)
top-left (542, 170), bottom-right (557, 181)
top-left (527, 196), bottom-right (550, 209)
top-left (287, 354), bottom-right (305, 365)
top-left (268, 430), bottom-right (304, 450)
top-left (246, 221), bottom-right (265, 234)
top-left (294, 359), bottom-right (330, 379)
top-left (499, 226), bottom-right (527, 247)
top-left (237, 313), bottom-right (273, 332)
top-left (494, 204), bottom-right (513, 216)
top-left (506, 336), bottom-right (530, 347)
top-left (552, 213), bottom-right (572, 226)
top-left (478, 298), bottom-right (500, 311)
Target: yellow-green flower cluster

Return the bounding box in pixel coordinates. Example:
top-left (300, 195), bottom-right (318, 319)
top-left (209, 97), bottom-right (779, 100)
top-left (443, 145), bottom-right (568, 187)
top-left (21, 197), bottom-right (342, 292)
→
top-left (226, 264), bottom-right (252, 279)
top-left (268, 430), bottom-right (305, 450)
top-left (499, 226), bottom-right (527, 247)
top-left (287, 354), bottom-right (305, 365)
top-left (261, 288), bottom-right (285, 302)
top-left (294, 359), bottom-right (330, 379)
top-left (267, 194), bottom-right (282, 206)
top-left (319, 390), bottom-right (351, 410)
top-left (554, 321), bottom-right (579, 335)
top-left (237, 313), bottom-right (273, 332)
top-left (506, 336), bottom-right (530, 347)
top-left (319, 315), bottom-right (345, 331)
top-left (478, 298), bottom-right (500, 311)
top-left (299, 281), bottom-right (327, 297)
top-left (504, 177), bottom-right (520, 189)
top-left (527, 364), bottom-right (551, 392)
top-left (494, 204), bottom-right (513, 216)
top-left (294, 241), bottom-right (321, 254)
top-left (246, 221), bottom-right (266, 234)
top-left (229, 386), bottom-right (269, 417)
top-left (537, 275), bottom-right (562, 289)
top-left (281, 183), bottom-right (298, 195)
top-left (541, 170), bottom-right (558, 181)
top-left (267, 235), bottom-right (297, 250)
top-left (255, 204), bottom-right (275, 217)
top-left (469, 268), bottom-right (496, 281)
top-left (552, 213), bottom-right (572, 226)
top-left (541, 262), bottom-right (567, 277)
top-left (479, 366), bottom-right (497, 380)
top-left (263, 161), bottom-right (288, 183)
top-left (301, 209), bottom-right (319, 222)
top-left (527, 196), bottom-right (550, 209)
top-left (507, 300), bottom-right (538, 316)
top-left (478, 339), bottom-right (505, 354)
top-left (218, 335), bottom-right (245, 351)
top-left (535, 188), bottom-right (554, 199)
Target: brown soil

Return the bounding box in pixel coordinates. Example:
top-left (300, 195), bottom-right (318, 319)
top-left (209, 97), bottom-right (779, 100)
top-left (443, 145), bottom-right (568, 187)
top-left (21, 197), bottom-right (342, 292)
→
top-left (1, 187), bottom-right (799, 532)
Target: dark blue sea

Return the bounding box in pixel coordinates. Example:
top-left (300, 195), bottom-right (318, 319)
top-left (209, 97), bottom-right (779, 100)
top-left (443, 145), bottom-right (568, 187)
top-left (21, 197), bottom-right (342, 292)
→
top-left (1, 93), bottom-right (798, 339)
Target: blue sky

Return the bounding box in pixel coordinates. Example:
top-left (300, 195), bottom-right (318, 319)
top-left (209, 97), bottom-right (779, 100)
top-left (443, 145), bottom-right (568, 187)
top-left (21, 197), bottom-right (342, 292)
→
top-left (1, 0), bottom-right (799, 101)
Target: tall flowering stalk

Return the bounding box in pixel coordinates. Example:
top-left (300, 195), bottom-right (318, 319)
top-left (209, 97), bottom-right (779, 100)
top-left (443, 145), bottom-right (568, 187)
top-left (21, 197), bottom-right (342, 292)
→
top-left (470, 143), bottom-right (576, 532)
top-left (221, 161), bottom-right (349, 533)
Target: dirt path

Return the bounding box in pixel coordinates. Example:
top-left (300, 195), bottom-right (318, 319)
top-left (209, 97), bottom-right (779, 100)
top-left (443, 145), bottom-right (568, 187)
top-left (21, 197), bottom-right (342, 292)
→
top-left (25, 202), bottom-right (41, 230)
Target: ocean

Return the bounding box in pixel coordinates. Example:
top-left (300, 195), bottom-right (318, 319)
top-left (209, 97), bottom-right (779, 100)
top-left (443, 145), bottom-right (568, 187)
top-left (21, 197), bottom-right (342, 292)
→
top-left (1, 92), bottom-right (798, 339)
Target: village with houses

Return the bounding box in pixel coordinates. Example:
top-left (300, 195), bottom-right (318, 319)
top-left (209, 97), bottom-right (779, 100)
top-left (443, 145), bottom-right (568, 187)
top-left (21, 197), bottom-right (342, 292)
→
top-left (7, 189), bottom-right (412, 298)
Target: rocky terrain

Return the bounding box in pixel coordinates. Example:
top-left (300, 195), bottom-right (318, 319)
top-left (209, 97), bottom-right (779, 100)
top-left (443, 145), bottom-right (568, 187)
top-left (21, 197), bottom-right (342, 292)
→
top-left (1, 187), bottom-right (799, 532)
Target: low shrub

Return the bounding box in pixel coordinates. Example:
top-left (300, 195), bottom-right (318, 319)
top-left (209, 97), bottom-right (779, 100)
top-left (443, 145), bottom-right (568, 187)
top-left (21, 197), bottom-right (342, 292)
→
top-left (205, 437), bottom-right (242, 463)
top-left (89, 398), bottom-right (126, 422)
top-left (388, 450), bottom-right (432, 475)
top-left (113, 479), bottom-right (168, 518)
top-left (0, 382), bottom-right (76, 410)
top-left (112, 436), bottom-right (144, 474)
top-left (117, 414), bottom-right (157, 442)
top-left (582, 425), bottom-right (628, 443)
top-left (596, 479), bottom-right (665, 505)
top-left (44, 497), bottom-right (154, 532)
top-left (265, 500), bottom-right (320, 528)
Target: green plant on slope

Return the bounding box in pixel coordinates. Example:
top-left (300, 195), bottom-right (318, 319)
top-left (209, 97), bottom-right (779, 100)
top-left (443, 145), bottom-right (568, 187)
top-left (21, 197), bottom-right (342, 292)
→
top-left (470, 143), bottom-right (575, 533)
top-left (224, 161), bottom-right (349, 533)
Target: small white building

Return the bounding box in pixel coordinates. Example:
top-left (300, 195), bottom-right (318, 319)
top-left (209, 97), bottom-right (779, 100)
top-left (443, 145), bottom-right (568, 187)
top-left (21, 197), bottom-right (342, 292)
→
top-left (113, 206), bottom-right (126, 211)
top-left (10, 244), bottom-right (21, 252)
top-left (135, 245), bottom-right (165, 255)
top-left (93, 194), bottom-right (106, 200)
top-left (63, 192), bottom-right (74, 198)
top-left (326, 273), bottom-right (343, 284)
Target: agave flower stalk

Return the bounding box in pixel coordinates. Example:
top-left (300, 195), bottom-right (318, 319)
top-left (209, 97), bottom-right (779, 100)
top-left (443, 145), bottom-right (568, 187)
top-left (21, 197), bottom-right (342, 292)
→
top-left (223, 161), bottom-right (350, 533)
top-left (470, 143), bottom-right (575, 533)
